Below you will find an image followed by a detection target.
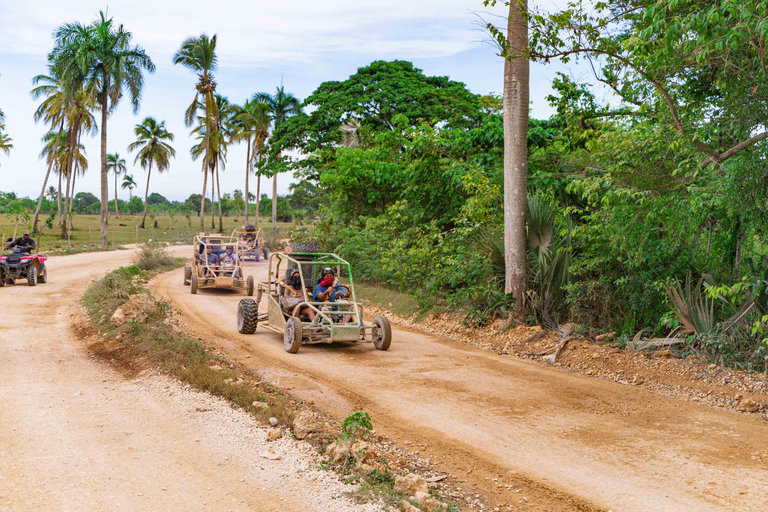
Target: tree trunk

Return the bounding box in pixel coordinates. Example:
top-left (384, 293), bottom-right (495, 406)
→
top-left (272, 173), bottom-right (278, 232)
top-left (199, 158), bottom-right (208, 234)
top-left (140, 162), bottom-right (153, 228)
top-left (32, 121), bottom-right (64, 233)
top-left (216, 159), bottom-right (223, 233)
top-left (244, 138), bottom-right (251, 224)
top-left (210, 161), bottom-right (216, 230)
top-left (114, 171), bottom-right (120, 218)
top-left (69, 164), bottom-right (77, 231)
top-left (99, 92), bottom-right (109, 247)
top-left (61, 169), bottom-right (72, 239)
top-left (57, 168), bottom-right (63, 225)
top-left (503, 0), bottom-right (530, 317)
top-left (255, 173), bottom-right (261, 227)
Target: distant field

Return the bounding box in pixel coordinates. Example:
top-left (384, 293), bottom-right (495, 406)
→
top-left (0, 214), bottom-right (300, 253)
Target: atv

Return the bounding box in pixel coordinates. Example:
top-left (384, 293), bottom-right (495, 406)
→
top-left (0, 248), bottom-right (48, 286)
top-left (235, 247), bottom-right (392, 354)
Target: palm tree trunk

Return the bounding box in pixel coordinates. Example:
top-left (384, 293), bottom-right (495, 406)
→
top-left (61, 170), bottom-right (72, 239)
top-left (216, 159), bottom-right (223, 232)
top-left (255, 174), bottom-right (261, 228)
top-left (114, 172), bottom-right (120, 218)
top-left (99, 92), bottom-right (110, 247)
top-left (32, 121), bottom-right (64, 233)
top-left (272, 173), bottom-right (277, 233)
top-left (57, 169), bottom-right (62, 224)
top-left (69, 165), bottom-right (77, 231)
top-left (199, 157), bottom-right (208, 234)
top-left (140, 162), bottom-right (153, 228)
top-left (210, 162), bottom-right (216, 230)
top-left (503, 0), bottom-right (529, 317)
top-left (244, 138), bottom-right (251, 224)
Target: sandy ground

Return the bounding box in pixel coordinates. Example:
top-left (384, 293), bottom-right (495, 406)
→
top-left (151, 256), bottom-right (768, 512)
top-left (0, 248), bottom-right (381, 512)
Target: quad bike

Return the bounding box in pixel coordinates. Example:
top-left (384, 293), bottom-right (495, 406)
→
top-left (0, 247), bottom-right (48, 286)
top-left (183, 234), bottom-right (254, 296)
top-left (232, 225), bottom-right (269, 262)
top-left (235, 248), bottom-right (392, 354)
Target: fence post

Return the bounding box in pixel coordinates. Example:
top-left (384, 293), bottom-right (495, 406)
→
top-left (89, 227), bottom-right (92, 246)
top-left (135, 225), bottom-right (139, 245)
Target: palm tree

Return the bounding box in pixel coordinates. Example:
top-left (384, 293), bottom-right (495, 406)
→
top-left (173, 34), bottom-right (218, 233)
top-left (232, 99), bottom-right (270, 225)
top-left (0, 125), bottom-right (11, 163)
top-left (30, 67), bottom-right (67, 232)
top-left (502, 0), bottom-right (530, 315)
top-left (52, 11), bottom-right (155, 246)
top-left (127, 117), bottom-right (175, 228)
top-left (121, 174), bottom-right (137, 199)
top-left (46, 186), bottom-right (58, 202)
top-left (253, 86), bottom-right (301, 233)
top-left (107, 153), bottom-right (127, 217)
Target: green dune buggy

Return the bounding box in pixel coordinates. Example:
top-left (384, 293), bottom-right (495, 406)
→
top-left (236, 250), bottom-right (392, 353)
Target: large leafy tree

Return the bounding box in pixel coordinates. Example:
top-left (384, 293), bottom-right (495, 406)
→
top-left (173, 33), bottom-right (218, 233)
top-left (51, 11), bottom-right (154, 246)
top-left (127, 117), bottom-right (175, 228)
top-left (106, 153), bottom-right (127, 217)
top-left (253, 86), bottom-right (302, 233)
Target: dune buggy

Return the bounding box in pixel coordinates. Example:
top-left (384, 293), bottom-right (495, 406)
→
top-left (183, 234), bottom-right (254, 296)
top-left (0, 248), bottom-right (48, 286)
top-left (232, 225), bottom-right (269, 262)
top-left (235, 248), bottom-right (392, 354)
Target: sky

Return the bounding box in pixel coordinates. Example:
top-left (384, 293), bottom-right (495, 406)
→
top-left (0, 0), bottom-right (591, 203)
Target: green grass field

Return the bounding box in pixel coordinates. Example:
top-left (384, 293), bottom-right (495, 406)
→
top-left (1, 213), bottom-right (299, 254)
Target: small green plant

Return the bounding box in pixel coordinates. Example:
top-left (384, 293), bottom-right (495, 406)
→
top-left (339, 410), bottom-right (373, 441)
top-left (45, 212), bottom-right (56, 230)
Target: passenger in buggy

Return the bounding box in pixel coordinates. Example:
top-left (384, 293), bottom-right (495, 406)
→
top-left (281, 268), bottom-right (315, 321)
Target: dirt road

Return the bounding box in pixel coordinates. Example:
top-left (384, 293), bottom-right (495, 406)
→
top-left (0, 249), bottom-right (380, 512)
top-left (154, 258), bottom-right (768, 512)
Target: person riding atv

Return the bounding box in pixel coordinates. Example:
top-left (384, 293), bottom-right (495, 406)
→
top-left (6, 230), bottom-right (35, 251)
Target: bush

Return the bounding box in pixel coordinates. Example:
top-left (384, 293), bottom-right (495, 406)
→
top-left (134, 243), bottom-right (183, 272)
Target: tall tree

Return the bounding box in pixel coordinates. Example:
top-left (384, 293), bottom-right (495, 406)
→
top-left (485, 0), bottom-right (530, 314)
top-left (52, 11), bottom-right (154, 246)
top-left (173, 34), bottom-right (218, 233)
top-left (253, 86), bottom-right (301, 232)
top-left (127, 117), bottom-right (175, 228)
top-left (232, 99), bottom-right (270, 225)
top-left (106, 153), bottom-right (127, 217)
top-left (121, 174), bottom-right (136, 199)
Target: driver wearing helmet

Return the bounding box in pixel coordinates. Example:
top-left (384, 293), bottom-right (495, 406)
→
top-left (6, 230), bottom-right (35, 252)
top-left (313, 267), bottom-right (352, 322)
top-left (220, 245), bottom-right (237, 266)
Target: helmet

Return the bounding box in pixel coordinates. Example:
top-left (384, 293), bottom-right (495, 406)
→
top-left (321, 267), bottom-right (334, 277)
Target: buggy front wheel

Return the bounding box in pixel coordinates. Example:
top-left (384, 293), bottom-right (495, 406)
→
top-left (190, 273), bottom-right (198, 294)
top-left (246, 275), bottom-right (254, 296)
top-left (237, 298), bottom-right (259, 334)
top-left (372, 316), bottom-right (392, 350)
top-left (183, 265), bottom-right (192, 285)
top-left (284, 317), bottom-right (303, 353)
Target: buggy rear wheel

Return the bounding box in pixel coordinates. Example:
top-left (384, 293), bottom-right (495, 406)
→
top-left (27, 266), bottom-right (38, 286)
top-left (190, 273), bottom-right (198, 294)
top-left (284, 317), bottom-right (302, 353)
top-left (246, 275), bottom-right (254, 296)
top-left (183, 265), bottom-right (192, 285)
top-left (372, 316), bottom-right (392, 350)
top-left (237, 298), bottom-right (259, 334)
top-left (262, 248), bottom-right (269, 260)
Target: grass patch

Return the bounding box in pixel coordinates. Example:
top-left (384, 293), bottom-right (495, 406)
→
top-left (134, 243), bottom-right (186, 272)
top-left (81, 245), bottom-right (295, 427)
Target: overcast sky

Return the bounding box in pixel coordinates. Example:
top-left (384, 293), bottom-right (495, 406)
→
top-left (0, 0), bottom-right (587, 202)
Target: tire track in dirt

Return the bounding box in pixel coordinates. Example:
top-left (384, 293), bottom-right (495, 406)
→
top-left (154, 259), bottom-right (768, 512)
